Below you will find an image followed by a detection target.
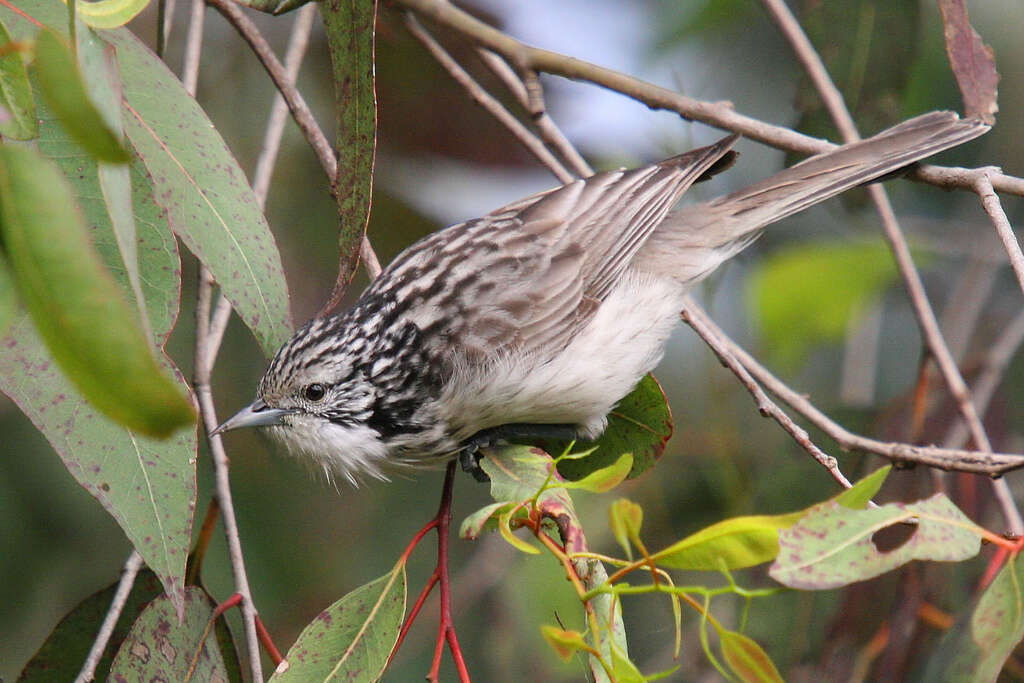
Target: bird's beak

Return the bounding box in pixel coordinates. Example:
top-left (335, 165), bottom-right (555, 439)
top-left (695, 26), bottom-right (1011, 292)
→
top-left (211, 399), bottom-right (291, 436)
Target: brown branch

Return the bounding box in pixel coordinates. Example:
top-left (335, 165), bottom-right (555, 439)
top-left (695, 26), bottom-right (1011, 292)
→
top-left (396, 0), bottom-right (1024, 197)
top-left (74, 551), bottom-right (144, 683)
top-left (205, 0), bottom-right (381, 282)
top-left (759, 0), bottom-right (1021, 533)
top-left (403, 13), bottom-right (575, 183)
top-left (680, 300), bottom-right (854, 489)
top-left (972, 170), bottom-right (1024, 297)
top-left (685, 302), bottom-right (1024, 475)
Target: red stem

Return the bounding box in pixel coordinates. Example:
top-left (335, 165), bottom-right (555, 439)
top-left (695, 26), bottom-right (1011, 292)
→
top-left (391, 570), bottom-right (439, 662)
top-left (429, 461), bottom-right (471, 682)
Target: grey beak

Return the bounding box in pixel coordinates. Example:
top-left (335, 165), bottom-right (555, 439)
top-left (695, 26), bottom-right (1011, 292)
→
top-left (211, 399), bottom-right (291, 436)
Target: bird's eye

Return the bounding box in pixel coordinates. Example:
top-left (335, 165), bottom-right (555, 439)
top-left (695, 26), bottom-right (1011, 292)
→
top-left (303, 383), bottom-right (326, 402)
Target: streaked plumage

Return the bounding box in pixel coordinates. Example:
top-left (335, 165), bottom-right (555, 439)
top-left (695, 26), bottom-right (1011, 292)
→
top-left (215, 111), bottom-right (989, 484)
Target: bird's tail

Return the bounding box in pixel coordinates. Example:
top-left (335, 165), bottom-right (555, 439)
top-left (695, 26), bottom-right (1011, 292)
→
top-left (638, 111), bottom-right (990, 286)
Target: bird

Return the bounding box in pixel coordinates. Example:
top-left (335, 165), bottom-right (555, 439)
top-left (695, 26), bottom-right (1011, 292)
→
top-left (213, 111), bottom-right (989, 485)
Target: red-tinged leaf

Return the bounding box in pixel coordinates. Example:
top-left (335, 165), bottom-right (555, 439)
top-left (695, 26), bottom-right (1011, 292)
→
top-left (107, 588), bottom-right (235, 681)
top-left (33, 28), bottom-right (130, 163)
top-left (541, 625), bottom-right (589, 662)
top-left (319, 0), bottom-right (377, 302)
top-left (459, 501), bottom-right (511, 540)
top-left (938, 0), bottom-right (998, 123)
top-left (608, 498), bottom-right (643, 560)
top-left (770, 494), bottom-right (982, 590)
top-left (270, 565), bottom-right (405, 682)
top-left (557, 373), bottom-right (673, 480)
top-left (720, 630), bottom-right (784, 683)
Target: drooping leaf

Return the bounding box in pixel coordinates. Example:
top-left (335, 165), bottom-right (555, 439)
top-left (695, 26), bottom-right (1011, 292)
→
top-left (719, 629), bottom-right (784, 683)
top-left (652, 512), bottom-right (804, 571)
top-left (459, 500), bottom-right (511, 541)
top-left (938, 0), bottom-right (998, 123)
top-left (751, 241), bottom-right (898, 369)
top-left (319, 0), bottom-right (377, 296)
top-left (270, 565), bottom-right (406, 682)
top-left (0, 17), bottom-right (37, 139)
top-left (18, 569), bottom-right (164, 681)
top-left (107, 587), bottom-right (233, 681)
top-left (102, 27), bottom-right (294, 356)
top-left (608, 498), bottom-right (643, 561)
top-left (770, 493), bottom-right (982, 589)
top-left (557, 374), bottom-right (673, 480)
top-left (64, 0), bottom-right (150, 28)
top-left (923, 555), bottom-right (1024, 682)
top-left (33, 27), bottom-right (130, 163)
top-left (0, 145), bottom-right (193, 436)
top-left (541, 625), bottom-right (590, 662)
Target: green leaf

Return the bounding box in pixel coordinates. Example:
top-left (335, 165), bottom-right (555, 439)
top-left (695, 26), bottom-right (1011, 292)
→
top-left (270, 565), bottom-right (406, 682)
top-left (0, 145), bottom-right (193, 436)
top-left (651, 512), bottom-right (804, 571)
top-left (33, 28), bottom-right (130, 163)
top-left (18, 569), bottom-right (164, 681)
top-left (320, 0), bottom-right (377, 289)
top-left (609, 642), bottom-right (645, 683)
top-left (67, 0), bottom-right (150, 29)
top-left (558, 374), bottom-right (673, 480)
top-left (561, 453), bottom-right (633, 493)
top-left (540, 625), bottom-right (590, 662)
top-left (459, 500), bottom-right (510, 540)
top-left (108, 587), bottom-right (233, 681)
top-left (0, 18), bottom-right (37, 139)
top-left (498, 507), bottom-right (540, 555)
top-left (770, 493), bottom-right (982, 589)
top-left (0, 251), bottom-right (15, 338)
top-left (751, 241), bottom-right (898, 368)
top-left (720, 629), bottom-right (784, 683)
top-left (834, 465), bottom-right (890, 509)
top-left (608, 498), bottom-right (643, 561)
top-left (924, 555), bottom-right (1024, 682)
top-left (103, 27), bottom-right (294, 356)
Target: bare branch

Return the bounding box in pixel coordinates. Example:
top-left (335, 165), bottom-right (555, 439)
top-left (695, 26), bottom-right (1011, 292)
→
top-left (684, 303), bottom-right (1024, 475)
top-left (403, 13), bottom-right (574, 183)
top-left (74, 551), bottom-right (144, 683)
top-left (397, 0), bottom-right (1024, 196)
top-left (680, 300), bottom-right (853, 489)
top-left (972, 170), bottom-right (1024, 297)
top-left (206, 0), bottom-right (381, 281)
top-left (759, 0), bottom-right (1021, 533)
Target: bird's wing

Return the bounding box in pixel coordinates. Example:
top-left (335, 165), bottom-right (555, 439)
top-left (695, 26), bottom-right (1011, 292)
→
top-left (371, 135), bottom-right (738, 362)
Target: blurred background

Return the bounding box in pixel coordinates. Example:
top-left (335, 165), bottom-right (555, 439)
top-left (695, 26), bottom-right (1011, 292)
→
top-left (3, 0), bottom-right (1023, 680)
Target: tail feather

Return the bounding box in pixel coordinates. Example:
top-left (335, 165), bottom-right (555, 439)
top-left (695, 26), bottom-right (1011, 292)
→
top-left (638, 111), bottom-right (990, 285)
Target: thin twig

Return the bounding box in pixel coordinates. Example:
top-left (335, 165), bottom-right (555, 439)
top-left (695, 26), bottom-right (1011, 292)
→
top-left (680, 300), bottom-right (853, 489)
top-left (180, 5), bottom-right (263, 677)
top-left (403, 13), bottom-right (574, 183)
top-left (475, 49), bottom-right (594, 177)
top-left (972, 170), bottom-right (1024, 298)
top-left (758, 0), bottom-right (1022, 534)
top-left (74, 551), bottom-right (144, 683)
top-left (686, 303), bottom-right (1024, 474)
top-left (205, 0), bottom-right (381, 281)
top-left (251, 3), bottom-right (317, 206)
top-left (397, 0), bottom-right (1024, 197)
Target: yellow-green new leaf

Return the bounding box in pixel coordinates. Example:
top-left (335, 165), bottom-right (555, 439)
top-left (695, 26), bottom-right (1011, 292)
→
top-left (33, 28), bottom-right (130, 162)
top-left (562, 453), bottom-right (633, 493)
top-left (609, 498), bottom-right (643, 560)
top-left (651, 512), bottom-right (804, 571)
top-left (834, 465), bottom-right (890, 509)
top-left (63, 0), bottom-right (149, 29)
top-left (0, 145), bottom-right (193, 437)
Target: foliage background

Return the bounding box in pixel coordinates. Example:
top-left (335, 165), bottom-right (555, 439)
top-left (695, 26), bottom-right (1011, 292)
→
top-left (3, 0), bottom-right (1023, 680)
